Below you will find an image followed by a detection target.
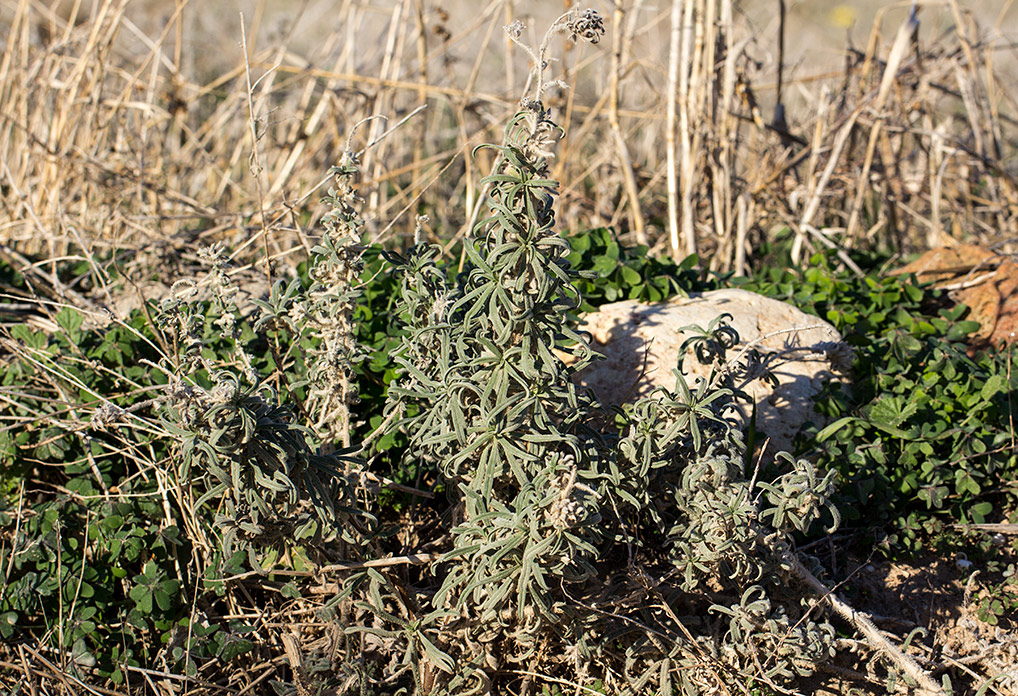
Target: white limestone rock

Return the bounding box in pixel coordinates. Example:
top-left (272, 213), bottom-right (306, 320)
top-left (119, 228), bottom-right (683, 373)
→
top-left (574, 288), bottom-right (849, 456)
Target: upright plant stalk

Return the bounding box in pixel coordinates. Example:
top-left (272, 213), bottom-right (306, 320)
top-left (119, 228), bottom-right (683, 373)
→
top-left (303, 153), bottom-right (366, 449)
top-left (678, 0), bottom-right (697, 259)
top-left (387, 102), bottom-right (606, 507)
top-left (383, 9), bottom-right (611, 677)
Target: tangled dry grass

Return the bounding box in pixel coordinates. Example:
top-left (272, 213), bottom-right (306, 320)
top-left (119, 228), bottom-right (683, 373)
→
top-left (1, 0), bottom-right (1015, 276)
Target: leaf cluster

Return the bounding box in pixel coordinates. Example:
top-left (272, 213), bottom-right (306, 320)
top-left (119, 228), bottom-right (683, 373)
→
top-left (0, 453), bottom-right (186, 681)
top-left (735, 256), bottom-right (1018, 546)
top-left (565, 227), bottom-right (705, 309)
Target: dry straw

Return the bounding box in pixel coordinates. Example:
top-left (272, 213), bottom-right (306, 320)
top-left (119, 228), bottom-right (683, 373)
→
top-left (1, 0), bottom-right (1013, 304)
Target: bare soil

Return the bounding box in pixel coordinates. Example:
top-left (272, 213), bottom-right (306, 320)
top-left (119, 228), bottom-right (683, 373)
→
top-left (804, 544), bottom-right (1018, 695)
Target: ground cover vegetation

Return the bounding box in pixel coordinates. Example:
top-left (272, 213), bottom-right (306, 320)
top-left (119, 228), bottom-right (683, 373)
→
top-left (1, 0), bottom-right (1017, 694)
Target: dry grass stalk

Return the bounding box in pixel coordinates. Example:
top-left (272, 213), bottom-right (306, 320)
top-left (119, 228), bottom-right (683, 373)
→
top-left (665, 0), bottom-right (682, 257)
top-left (609, 0), bottom-right (647, 247)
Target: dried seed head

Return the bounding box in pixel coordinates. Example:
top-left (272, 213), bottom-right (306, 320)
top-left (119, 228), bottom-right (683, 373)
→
top-left (90, 402), bottom-right (126, 430)
top-left (504, 20), bottom-right (524, 42)
top-left (210, 379), bottom-right (237, 404)
top-left (214, 311), bottom-right (236, 336)
top-left (547, 498), bottom-right (587, 529)
top-left (812, 340), bottom-right (854, 374)
top-left (564, 9), bottom-right (605, 44)
top-left (197, 242), bottom-right (227, 264)
top-left (414, 214), bottom-right (429, 245)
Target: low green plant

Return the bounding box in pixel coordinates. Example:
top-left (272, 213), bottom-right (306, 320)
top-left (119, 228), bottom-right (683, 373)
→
top-left (977, 561), bottom-right (1018, 628)
top-left (0, 490), bottom-right (180, 678)
top-left (734, 257), bottom-right (1018, 548)
top-left (0, 292), bottom-right (186, 679)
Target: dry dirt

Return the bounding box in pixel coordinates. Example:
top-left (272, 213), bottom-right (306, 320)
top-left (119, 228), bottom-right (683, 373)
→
top-left (803, 541), bottom-right (1018, 696)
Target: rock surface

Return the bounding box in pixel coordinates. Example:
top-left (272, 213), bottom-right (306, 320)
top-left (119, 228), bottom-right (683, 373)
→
top-left (574, 288), bottom-right (848, 457)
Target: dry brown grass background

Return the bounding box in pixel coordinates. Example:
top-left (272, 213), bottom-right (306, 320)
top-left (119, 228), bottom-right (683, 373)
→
top-left (2, 0), bottom-right (1016, 306)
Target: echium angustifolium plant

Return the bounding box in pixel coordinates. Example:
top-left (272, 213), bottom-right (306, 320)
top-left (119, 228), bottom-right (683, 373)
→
top-left (375, 9), bottom-right (845, 695)
top-left (159, 236), bottom-right (369, 569)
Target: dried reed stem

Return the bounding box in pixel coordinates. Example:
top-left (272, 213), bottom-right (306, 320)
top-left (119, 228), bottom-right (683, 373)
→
top-left (610, 1), bottom-right (647, 246)
top-left (665, 0), bottom-right (682, 258)
top-left (677, 0), bottom-right (697, 259)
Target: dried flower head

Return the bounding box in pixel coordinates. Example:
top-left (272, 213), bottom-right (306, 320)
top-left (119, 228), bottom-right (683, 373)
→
top-left (563, 9), bottom-right (605, 44)
top-left (413, 214), bottom-right (429, 245)
top-left (516, 97), bottom-right (560, 160)
top-left (90, 402), bottom-right (126, 430)
top-left (504, 19), bottom-right (524, 42)
top-left (812, 340), bottom-right (854, 374)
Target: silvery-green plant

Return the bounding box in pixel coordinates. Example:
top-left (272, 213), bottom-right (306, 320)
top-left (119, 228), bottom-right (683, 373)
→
top-left (302, 153), bottom-right (367, 448)
top-left (160, 230), bottom-right (370, 569)
top-left (167, 376), bottom-right (363, 566)
top-left (373, 9), bottom-right (847, 695)
top-left (378, 97), bottom-right (609, 690)
top-left (254, 148), bottom-right (367, 450)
